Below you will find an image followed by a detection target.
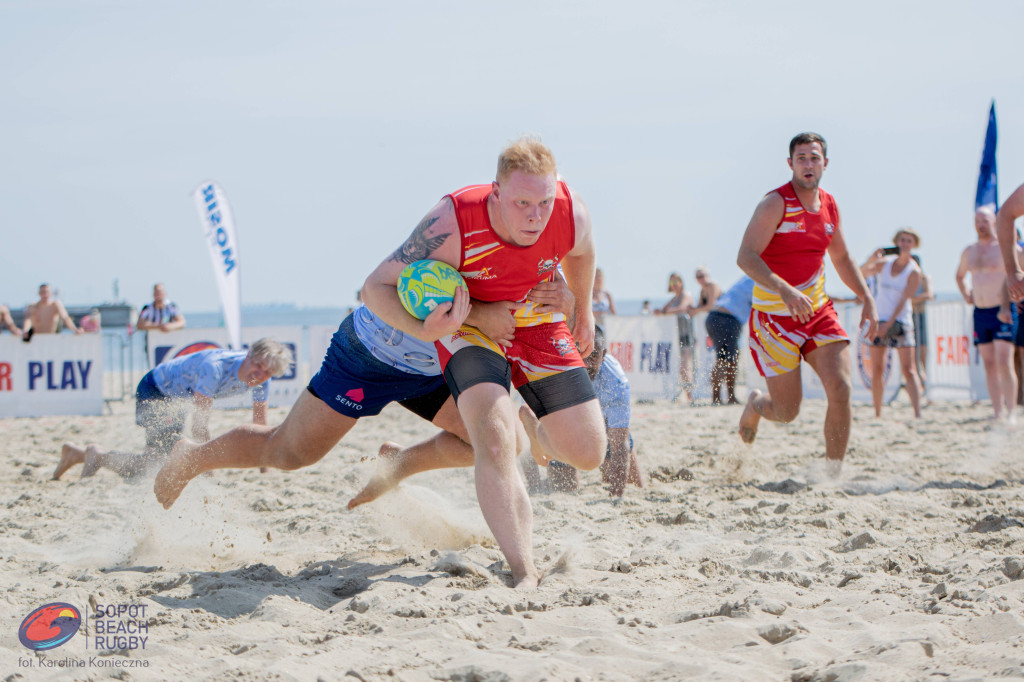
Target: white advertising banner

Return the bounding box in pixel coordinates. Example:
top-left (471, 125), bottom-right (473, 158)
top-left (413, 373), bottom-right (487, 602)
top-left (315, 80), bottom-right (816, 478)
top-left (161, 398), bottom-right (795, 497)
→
top-left (603, 316), bottom-right (680, 401)
top-left (925, 301), bottom-right (977, 402)
top-left (146, 327), bottom-right (304, 409)
top-left (0, 335), bottom-right (104, 417)
top-left (193, 181), bottom-right (242, 350)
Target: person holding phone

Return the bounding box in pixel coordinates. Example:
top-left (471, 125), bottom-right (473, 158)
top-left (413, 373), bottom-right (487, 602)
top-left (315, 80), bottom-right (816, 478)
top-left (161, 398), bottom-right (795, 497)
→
top-left (860, 229), bottom-right (924, 418)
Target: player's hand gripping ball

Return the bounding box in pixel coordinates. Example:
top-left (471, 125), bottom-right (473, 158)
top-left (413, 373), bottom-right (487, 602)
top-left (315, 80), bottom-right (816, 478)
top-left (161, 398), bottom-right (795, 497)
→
top-left (396, 260), bottom-right (467, 320)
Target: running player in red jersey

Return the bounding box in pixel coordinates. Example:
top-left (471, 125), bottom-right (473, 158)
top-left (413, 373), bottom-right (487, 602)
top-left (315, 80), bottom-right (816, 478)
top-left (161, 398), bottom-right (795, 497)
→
top-left (363, 137), bottom-right (604, 589)
top-left (736, 133), bottom-right (878, 476)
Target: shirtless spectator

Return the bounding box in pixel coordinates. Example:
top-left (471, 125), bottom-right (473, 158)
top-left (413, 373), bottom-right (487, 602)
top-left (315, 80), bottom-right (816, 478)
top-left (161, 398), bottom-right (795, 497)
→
top-left (957, 207), bottom-right (1020, 421)
top-left (22, 284), bottom-right (81, 339)
top-left (137, 283), bottom-right (186, 332)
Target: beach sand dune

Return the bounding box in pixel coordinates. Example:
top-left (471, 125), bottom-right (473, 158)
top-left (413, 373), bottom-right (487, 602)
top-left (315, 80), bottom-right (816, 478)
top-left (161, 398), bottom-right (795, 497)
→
top-left (2, 398), bottom-right (1023, 680)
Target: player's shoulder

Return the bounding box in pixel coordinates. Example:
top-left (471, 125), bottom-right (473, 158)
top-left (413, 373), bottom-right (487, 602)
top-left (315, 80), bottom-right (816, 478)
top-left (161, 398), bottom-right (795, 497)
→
top-left (602, 354), bottom-right (628, 384)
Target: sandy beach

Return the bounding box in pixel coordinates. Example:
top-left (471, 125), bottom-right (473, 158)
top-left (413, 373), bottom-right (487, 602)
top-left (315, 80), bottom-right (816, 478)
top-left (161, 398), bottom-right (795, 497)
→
top-left (3, 395), bottom-right (1024, 681)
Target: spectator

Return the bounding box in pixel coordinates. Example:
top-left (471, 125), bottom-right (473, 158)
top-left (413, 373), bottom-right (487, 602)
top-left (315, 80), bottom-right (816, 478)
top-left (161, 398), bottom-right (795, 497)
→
top-left (705, 276), bottom-right (755, 405)
top-left (641, 300), bottom-right (652, 316)
top-left (591, 267), bottom-right (617, 327)
top-left (956, 208), bottom-right (1019, 421)
top-left (23, 283), bottom-right (81, 339)
top-left (53, 338), bottom-right (293, 480)
top-left (689, 266), bottom-right (723, 316)
top-left (861, 229), bottom-right (924, 419)
top-left (137, 283), bottom-right (186, 332)
top-left (79, 308), bottom-right (101, 333)
top-left (654, 272), bottom-right (695, 402)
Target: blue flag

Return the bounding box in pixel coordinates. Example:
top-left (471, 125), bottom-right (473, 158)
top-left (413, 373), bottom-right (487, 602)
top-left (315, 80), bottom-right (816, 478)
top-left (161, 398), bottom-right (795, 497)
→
top-left (975, 100), bottom-right (998, 212)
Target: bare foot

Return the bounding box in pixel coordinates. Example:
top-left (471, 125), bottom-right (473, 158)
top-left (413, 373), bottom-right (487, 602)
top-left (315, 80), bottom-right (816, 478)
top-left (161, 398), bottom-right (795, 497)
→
top-left (513, 571), bottom-right (542, 590)
top-left (825, 457), bottom-right (843, 478)
top-left (738, 389), bottom-right (762, 444)
top-left (53, 443), bottom-right (85, 480)
top-left (518, 405), bottom-right (551, 466)
top-left (153, 439), bottom-right (200, 509)
top-left (80, 445), bottom-right (106, 478)
top-left (347, 442), bottom-right (404, 510)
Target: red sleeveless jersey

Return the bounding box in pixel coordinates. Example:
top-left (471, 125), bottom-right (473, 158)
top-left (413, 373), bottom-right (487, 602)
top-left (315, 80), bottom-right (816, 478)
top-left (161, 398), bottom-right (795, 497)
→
top-left (447, 181), bottom-right (576, 327)
top-left (752, 182), bottom-right (839, 315)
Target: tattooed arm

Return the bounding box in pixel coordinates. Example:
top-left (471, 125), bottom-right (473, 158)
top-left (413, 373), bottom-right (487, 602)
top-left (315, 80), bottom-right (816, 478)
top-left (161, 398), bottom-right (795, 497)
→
top-left (362, 197), bottom-right (470, 341)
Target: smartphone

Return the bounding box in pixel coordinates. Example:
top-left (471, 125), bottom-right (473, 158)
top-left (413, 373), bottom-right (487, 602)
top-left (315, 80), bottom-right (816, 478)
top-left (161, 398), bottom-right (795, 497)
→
top-left (880, 246), bottom-right (921, 266)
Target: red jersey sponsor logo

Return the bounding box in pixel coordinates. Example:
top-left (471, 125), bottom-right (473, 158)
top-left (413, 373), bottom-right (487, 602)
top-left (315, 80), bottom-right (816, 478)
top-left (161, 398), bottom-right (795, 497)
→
top-left (537, 257), bottom-right (559, 276)
top-left (551, 337), bottom-right (575, 357)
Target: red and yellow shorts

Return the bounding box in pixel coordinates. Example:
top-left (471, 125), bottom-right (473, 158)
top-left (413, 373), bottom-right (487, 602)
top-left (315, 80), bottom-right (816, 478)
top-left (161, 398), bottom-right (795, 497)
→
top-left (436, 321), bottom-right (585, 388)
top-left (748, 301), bottom-right (848, 378)
top-left (435, 321), bottom-right (596, 417)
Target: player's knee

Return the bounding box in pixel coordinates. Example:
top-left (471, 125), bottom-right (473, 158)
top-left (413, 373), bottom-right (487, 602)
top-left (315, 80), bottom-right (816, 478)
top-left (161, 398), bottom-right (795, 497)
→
top-left (825, 375), bottom-right (852, 405)
top-left (775, 402), bottom-right (801, 423)
top-left (267, 429), bottom-right (319, 471)
top-left (567, 430), bottom-right (607, 471)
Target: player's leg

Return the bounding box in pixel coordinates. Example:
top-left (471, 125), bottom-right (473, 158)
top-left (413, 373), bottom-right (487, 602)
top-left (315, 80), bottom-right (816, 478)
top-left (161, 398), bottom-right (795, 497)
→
top-left (458, 380), bottom-right (539, 588)
top-left (348, 393), bottom-right (474, 509)
top-left (977, 342), bottom-right (1002, 418)
top-left (53, 443), bottom-right (86, 480)
top-left (154, 390), bottom-right (356, 508)
top-left (994, 339), bottom-right (1018, 420)
top-left (868, 343), bottom-right (887, 417)
top-left (897, 345), bottom-right (923, 418)
top-left (738, 367), bottom-right (803, 443)
top-left (804, 341), bottom-right (853, 466)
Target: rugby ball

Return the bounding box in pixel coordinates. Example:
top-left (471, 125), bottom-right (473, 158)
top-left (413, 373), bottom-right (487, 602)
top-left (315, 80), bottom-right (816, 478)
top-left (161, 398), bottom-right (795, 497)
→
top-left (396, 260), bottom-right (466, 320)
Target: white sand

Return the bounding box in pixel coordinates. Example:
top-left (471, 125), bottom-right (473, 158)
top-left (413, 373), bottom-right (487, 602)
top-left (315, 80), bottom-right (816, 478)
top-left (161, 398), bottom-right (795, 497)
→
top-left (2, 396), bottom-right (1024, 681)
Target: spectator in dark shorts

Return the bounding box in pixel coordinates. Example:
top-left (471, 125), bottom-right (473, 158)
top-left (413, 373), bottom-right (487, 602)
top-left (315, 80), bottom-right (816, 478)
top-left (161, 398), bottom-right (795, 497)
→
top-left (654, 272), bottom-right (695, 402)
top-left (53, 338), bottom-right (293, 481)
top-left (705, 276), bottom-right (755, 405)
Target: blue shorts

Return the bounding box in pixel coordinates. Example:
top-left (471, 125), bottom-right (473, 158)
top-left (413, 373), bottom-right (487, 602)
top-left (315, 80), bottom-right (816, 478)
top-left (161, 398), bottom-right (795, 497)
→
top-left (308, 315), bottom-right (450, 420)
top-left (135, 371), bottom-right (188, 455)
top-left (1017, 303), bottom-right (1024, 347)
top-left (973, 306), bottom-right (1018, 345)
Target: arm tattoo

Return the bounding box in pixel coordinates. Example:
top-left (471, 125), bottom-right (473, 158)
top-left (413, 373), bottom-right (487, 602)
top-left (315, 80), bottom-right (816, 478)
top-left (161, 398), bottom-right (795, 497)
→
top-left (389, 215), bottom-right (450, 264)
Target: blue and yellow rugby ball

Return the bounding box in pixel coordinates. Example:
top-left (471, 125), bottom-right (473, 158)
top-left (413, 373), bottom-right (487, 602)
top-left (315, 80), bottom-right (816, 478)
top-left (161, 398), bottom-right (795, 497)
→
top-left (396, 260), bottom-right (466, 320)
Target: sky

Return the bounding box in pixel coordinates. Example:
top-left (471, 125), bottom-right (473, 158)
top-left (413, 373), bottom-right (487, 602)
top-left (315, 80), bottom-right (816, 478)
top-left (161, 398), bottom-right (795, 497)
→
top-left (2, 0), bottom-right (1023, 314)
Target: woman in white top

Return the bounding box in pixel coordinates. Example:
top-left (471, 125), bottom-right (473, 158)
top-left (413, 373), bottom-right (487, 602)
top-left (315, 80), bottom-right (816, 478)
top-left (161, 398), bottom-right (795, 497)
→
top-left (860, 228), bottom-right (924, 418)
